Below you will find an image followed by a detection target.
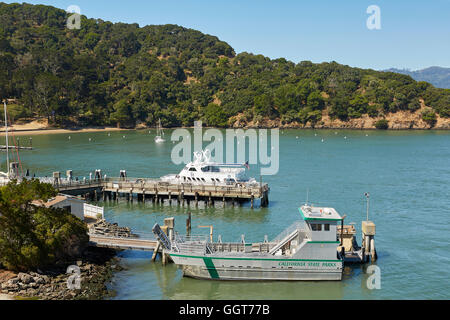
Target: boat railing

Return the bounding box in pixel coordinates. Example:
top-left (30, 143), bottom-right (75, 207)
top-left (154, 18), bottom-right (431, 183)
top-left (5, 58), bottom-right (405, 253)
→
top-left (103, 178), bottom-right (267, 193)
top-left (173, 234), bottom-right (211, 255)
top-left (271, 221), bottom-right (309, 243)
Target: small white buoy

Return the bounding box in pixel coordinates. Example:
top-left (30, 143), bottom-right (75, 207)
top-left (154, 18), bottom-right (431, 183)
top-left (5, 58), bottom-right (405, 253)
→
top-left (123, 136), bottom-right (126, 139)
top-left (296, 136), bottom-right (299, 139)
top-left (68, 136), bottom-right (71, 140)
top-left (321, 139), bottom-right (324, 143)
top-left (89, 138), bottom-right (92, 142)
top-left (315, 133), bottom-right (318, 137)
top-left (344, 136), bottom-right (347, 139)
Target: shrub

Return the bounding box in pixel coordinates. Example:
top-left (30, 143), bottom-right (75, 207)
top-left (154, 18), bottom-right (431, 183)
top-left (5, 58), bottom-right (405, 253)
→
top-left (375, 119), bottom-right (389, 130)
top-left (0, 180), bottom-right (89, 271)
top-left (421, 109), bottom-right (437, 127)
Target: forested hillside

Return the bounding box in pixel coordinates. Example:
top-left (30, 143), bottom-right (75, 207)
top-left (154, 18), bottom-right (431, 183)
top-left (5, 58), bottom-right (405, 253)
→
top-left (0, 2), bottom-right (449, 128)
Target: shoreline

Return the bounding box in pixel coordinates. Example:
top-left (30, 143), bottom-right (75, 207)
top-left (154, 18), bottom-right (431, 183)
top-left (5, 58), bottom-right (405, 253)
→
top-left (0, 247), bottom-right (120, 300)
top-left (0, 293), bottom-right (14, 300)
top-left (1, 125), bottom-right (449, 137)
top-left (0, 127), bottom-right (132, 137)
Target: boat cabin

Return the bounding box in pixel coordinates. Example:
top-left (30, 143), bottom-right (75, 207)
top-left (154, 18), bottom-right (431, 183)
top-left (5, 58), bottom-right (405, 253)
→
top-left (299, 205), bottom-right (342, 242)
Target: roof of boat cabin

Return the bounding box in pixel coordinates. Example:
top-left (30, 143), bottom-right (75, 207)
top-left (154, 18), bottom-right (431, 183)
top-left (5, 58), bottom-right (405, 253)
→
top-left (299, 205), bottom-right (342, 222)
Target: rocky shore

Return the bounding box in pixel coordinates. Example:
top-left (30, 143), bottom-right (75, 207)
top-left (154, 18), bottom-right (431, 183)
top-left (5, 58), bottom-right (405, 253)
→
top-left (230, 106), bottom-right (450, 130)
top-left (0, 247), bottom-right (122, 300)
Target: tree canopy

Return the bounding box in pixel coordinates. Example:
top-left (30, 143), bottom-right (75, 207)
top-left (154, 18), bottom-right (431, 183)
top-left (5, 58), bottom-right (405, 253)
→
top-left (0, 180), bottom-right (88, 272)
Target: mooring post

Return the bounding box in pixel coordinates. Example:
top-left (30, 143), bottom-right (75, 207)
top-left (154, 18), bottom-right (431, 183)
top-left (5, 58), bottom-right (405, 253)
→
top-left (186, 212), bottom-right (192, 236)
top-left (152, 241), bottom-right (161, 262)
top-left (162, 249), bottom-right (167, 266)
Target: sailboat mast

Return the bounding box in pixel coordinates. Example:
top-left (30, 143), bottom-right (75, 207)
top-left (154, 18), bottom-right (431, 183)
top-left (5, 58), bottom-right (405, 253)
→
top-left (4, 101), bottom-right (9, 178)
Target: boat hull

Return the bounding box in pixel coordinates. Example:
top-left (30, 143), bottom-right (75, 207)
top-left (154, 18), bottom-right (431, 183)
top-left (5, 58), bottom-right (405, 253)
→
top-left (170, 254), bottom-right (343, 281)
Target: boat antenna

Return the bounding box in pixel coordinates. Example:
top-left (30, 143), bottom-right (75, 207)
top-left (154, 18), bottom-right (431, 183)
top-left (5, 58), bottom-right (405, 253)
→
top-left (4, 101), bottom-right (9, 178)
top-left (305, 188), bottom-right (309, 206)
top-left (364, 192), bottom-right (370, 221)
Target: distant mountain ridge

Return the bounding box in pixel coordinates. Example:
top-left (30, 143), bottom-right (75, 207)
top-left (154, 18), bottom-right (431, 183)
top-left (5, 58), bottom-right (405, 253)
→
top-left (385, 67), bottom-right (450, 89)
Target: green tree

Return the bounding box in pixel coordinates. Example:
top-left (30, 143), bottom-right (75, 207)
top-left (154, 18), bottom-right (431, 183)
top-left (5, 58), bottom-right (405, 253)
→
top-left (375, 119), bottom-right (389, 130)
top-left (254, 93), bottom-right (277, 119)
top-left (0, 180), bottom-right (88, 271)
top-left (203, 103), bottom-right (228, 127)
top-left (421, 108), bottom-right (437, 127)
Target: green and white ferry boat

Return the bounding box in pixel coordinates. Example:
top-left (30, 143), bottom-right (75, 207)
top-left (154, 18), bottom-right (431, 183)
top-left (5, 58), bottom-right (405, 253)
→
top-left (154, 205), bottom-right (344, 281)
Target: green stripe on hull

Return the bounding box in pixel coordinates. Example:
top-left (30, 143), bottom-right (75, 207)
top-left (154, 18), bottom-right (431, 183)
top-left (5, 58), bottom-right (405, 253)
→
top-left (203, 257), bottom-right (220, 279)
top-left (171, 253), bottom-right (341, 263)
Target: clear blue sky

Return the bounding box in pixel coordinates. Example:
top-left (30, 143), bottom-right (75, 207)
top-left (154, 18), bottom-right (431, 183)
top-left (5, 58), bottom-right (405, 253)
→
top-left (4, 0), bottom-right (450, 70)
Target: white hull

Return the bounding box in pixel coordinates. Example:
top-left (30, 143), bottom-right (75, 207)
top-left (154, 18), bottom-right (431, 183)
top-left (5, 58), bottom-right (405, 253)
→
top-left (170, 254), bottom-right (343, 281)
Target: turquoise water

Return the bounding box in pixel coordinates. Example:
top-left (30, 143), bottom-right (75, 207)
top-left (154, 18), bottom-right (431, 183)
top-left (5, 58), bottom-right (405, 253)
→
top-left (8, 129), bottom-right (450, 299)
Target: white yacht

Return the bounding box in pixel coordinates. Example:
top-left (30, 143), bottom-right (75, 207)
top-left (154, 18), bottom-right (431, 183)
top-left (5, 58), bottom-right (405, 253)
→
top-left (154, 119), bottom-right (166, 144)
top-left (161, 150), bottom-right (258, 186)
top-left (154, 204), bottom-right (344, 281)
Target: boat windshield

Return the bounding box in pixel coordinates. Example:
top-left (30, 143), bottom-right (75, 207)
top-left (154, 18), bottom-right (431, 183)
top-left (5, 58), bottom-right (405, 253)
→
top-left (201, 166), bottom-right (220, 172)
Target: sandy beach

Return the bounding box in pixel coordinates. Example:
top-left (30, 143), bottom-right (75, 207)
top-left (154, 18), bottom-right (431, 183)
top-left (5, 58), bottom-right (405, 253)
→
top-left (0, 120), bottom-right (132, 137)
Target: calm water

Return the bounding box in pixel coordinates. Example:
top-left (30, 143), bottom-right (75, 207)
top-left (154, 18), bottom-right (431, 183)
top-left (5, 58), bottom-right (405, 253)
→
top-left (7, 129), bottom-right (450, 300)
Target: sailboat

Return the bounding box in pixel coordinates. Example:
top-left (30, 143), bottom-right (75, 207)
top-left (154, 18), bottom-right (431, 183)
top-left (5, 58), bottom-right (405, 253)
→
top-left (154, 119), bottom-right (166, 143)
top-left (0, 101), bottom-right (11, 183)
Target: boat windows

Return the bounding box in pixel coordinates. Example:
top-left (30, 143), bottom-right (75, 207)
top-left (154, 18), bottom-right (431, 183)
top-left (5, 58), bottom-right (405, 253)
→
top-left (189, 168), bottom-right (197, 172)
top-left (311, 224), bottom-right (323, 231)
top-left (201, 166), bottom-right (210, 172)
top-left (325, 224), bottom-right (330, 231)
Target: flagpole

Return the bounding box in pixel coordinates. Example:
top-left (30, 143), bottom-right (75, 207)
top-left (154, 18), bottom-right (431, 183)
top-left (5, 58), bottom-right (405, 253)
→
top-left (4, 101), bottom-right (9, 178)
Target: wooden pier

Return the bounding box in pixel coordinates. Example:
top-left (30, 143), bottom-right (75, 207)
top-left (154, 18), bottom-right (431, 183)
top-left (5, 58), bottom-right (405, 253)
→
top-left (89, 234), bottom-right (158, 251)
top-left (52, 176), bottom-right (270, 208)
top-left (0, 145), bottom-right (33, 151)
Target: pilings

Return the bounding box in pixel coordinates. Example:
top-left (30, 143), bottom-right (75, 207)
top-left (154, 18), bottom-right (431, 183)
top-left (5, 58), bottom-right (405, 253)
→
top-left (361, 221), bottom-right (377, 262)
